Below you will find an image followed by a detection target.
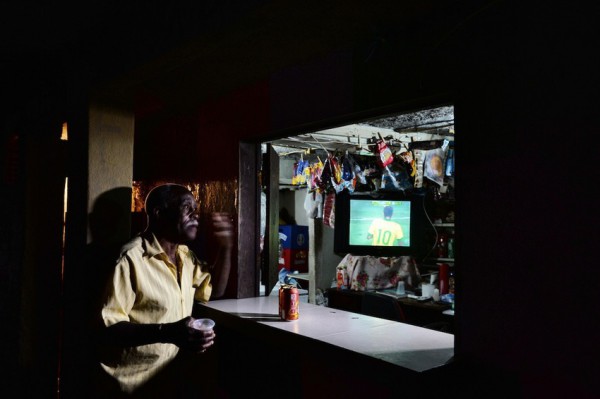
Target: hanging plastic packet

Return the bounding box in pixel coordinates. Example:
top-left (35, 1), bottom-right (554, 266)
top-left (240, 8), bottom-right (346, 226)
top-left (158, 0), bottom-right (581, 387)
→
top-left (424, 147), bottom-right (445, 186)
top-left (278, 268), bottom-right (299, 287)
top-left (412, 149), bottom-right (425, 188)
top-left (328, 155), bottom-right (346, 193)
top-left (445, 144), bottom-right (454, 177)
top-left (330, 152), bottom-right (356, 193)
top-left (316, 156), bottom-right (330, 191)
top-left (308, 158), bottom-right (323, 191)
top-left (294, 156), bottom-right (308, 186)
top-left (399, 149), bottom-right (417, 177)
top-left (304, 190), bottom-right (317, 219)
top-left (375, 133), bottom-right (394, 168)
top-left (383, 165), bottom-right (401, 190)
top-left (303, 183), bottom-right (324, 219)
top-left (354, 163), bottom-right (367, 184)
top-left (330, 154), bottom-right (343, 184)
top-left (291, 160), bottom-right (299, 185)
top-left (323, 192), bottom-right (335, 228)
top-left (303, 159), bottom-right (312, 185)
top-left (341, 152), bottom-right (355, 182)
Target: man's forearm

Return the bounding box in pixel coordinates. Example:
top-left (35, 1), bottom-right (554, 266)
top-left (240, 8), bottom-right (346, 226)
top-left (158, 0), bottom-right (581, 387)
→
top-left (102, 321), bottom-right (169, 348)
top-left (211, 246), bottom-right (232, 298)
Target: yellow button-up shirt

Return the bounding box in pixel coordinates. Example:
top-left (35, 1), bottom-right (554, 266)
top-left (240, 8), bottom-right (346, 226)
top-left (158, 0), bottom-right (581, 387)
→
top-left (100, 232), bottom-right (212, 393)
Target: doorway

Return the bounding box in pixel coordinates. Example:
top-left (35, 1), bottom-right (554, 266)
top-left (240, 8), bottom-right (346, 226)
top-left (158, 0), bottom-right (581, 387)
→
top-left (253, 104), bottom-right (455, 322)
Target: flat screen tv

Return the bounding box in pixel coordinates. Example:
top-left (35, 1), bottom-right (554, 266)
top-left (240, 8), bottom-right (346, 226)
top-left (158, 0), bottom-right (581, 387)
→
top-left (334, 191), bottom-right (431, 258)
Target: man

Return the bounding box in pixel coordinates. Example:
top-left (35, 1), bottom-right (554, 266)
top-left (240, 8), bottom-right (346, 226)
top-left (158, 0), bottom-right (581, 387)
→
top-left (97, 183), bottom-right (233, 397)
top-left (366, 205), bottom-right (404, 246)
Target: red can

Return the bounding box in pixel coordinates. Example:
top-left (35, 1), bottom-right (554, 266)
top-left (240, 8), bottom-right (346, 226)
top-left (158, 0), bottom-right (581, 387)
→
top-left (279, 284), bottom-right (299, 321)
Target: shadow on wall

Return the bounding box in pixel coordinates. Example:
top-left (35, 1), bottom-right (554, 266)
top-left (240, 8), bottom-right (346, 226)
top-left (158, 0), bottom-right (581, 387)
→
top-left (86, 186), bottom-right (133, 325)
top-left (61, 186), bottom-right (133, 398)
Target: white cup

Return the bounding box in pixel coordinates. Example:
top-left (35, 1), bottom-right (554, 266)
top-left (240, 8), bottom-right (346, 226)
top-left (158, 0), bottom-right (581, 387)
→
top-left (430, 272), bottom-right (438, 285)
top-left (192, 318), bottom-right (215, 331)
top-left (396, 281), bottom-right (406, 295)
top-left (421, 283), bottom-right (435, 298)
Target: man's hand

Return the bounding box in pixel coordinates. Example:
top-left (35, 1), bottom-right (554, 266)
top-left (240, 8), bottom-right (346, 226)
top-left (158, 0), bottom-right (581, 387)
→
top-left (211, 212), bottom-right (234, 249)
top-left (162, 316), bottom-right (215, 354)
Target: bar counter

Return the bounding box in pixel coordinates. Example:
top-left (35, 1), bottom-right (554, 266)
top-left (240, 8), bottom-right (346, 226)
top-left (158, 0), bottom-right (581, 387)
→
top-left (195, 296), bottom-right (454, 398)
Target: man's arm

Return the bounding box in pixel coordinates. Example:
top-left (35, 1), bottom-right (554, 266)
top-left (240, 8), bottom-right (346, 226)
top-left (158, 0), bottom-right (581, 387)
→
top-left (102, 317), bottom-right (214, 352)
top-left (209, 212), bottom-right (234, 298)
top-left (366, 220), bottom-right (376, 240)
top-left (211, 245), bottom-right (232, 298)
top-left (102, 320), bottom-right (167, 347)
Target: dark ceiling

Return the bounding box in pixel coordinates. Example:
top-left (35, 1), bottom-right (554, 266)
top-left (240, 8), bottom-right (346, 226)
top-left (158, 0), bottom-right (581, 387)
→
top-left (1, 1), bottom-right (269, 122)
top-left (1, 1), bottom-right (481, 131)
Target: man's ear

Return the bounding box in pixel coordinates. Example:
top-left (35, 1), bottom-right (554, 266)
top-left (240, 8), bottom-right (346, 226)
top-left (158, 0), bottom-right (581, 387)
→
top-left (152, 207), bottom-right (162, 221)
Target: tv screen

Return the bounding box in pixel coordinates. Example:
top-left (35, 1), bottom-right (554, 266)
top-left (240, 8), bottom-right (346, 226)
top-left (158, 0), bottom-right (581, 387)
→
top-left (348, 199), bottom-right (411, 247)
top-left (334, 191), bottom-right (429, 258)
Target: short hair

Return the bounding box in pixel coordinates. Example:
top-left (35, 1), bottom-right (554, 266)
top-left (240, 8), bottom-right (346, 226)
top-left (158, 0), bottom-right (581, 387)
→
top-left (383, 206), bottom-right (393, 218)
top-left (145, 184), bottom-right (192, 221)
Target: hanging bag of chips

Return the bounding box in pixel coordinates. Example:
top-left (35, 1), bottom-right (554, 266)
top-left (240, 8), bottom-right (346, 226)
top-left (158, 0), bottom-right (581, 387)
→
top-left (375, 133), bottom-right (394, 168)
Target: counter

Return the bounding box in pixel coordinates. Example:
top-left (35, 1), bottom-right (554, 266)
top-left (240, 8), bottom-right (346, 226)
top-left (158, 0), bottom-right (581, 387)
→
top-left (201, 296), bottom-right (454, 372)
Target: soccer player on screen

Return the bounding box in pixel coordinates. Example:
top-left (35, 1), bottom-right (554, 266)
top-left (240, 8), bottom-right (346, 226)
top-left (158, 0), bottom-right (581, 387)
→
top-left (366, 205), bottom-right (404, 246)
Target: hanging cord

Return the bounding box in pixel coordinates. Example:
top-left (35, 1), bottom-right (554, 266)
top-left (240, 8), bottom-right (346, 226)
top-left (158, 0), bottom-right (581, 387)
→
top-left (420, 192), bottom-right (439, 264)
top-left (309, 134), bottom-right (331, 155)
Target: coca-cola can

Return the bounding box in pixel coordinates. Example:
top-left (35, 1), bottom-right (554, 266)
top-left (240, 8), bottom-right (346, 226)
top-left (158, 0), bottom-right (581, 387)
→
top-left (279, 284), bottom-right (299, 321)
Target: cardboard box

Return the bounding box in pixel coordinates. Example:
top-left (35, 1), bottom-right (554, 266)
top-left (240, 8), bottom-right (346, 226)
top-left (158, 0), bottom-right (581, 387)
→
top-left (278, 225), bottom-right (308, 249)
top-left (279, 248), bottom-right (308, 272)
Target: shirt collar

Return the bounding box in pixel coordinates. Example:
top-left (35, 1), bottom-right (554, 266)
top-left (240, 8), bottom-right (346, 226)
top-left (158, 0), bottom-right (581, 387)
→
top-left (141, 231), bottom-right (189, 258)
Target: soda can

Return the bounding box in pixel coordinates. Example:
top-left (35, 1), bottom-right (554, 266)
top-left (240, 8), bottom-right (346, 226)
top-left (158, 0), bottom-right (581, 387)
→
top-left (279, 284), bottom-right (299, 321)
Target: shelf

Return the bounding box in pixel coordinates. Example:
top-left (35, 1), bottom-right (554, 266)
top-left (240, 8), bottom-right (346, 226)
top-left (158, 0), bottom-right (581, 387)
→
top-left (279, 183), bottom-right (307, 191)
top-left (290, 273), bottom-right (309, 280)
top-left (425, 258), bottom-right (455, 263)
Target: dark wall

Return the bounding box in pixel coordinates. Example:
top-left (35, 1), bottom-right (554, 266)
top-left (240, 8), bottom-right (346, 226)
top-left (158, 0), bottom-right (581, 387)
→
top-left (132, 2), bottom-right (597, 395)
top-left (3, 1), bottom-right (598, 397)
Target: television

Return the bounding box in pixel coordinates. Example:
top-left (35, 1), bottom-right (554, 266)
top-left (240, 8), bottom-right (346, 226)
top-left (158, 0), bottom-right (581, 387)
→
top-left (333, 190), bottom-right (431, 258)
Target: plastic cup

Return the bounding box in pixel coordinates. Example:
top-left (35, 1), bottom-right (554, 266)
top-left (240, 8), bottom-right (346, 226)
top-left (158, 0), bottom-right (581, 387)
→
top-left (421, 283), bottom-right (435, 298)
top-left (192, 318), bottom-right (215, 331)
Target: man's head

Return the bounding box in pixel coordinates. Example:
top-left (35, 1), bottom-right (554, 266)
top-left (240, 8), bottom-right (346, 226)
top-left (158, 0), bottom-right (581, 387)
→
top-left (383, 205), bottom-right (393, 220)
top-left (145, 184), bottom-right (199, 243)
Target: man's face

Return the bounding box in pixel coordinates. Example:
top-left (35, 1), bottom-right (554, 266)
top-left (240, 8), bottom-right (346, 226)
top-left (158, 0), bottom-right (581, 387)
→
top-left (169, 193), bottom-right (199, 243)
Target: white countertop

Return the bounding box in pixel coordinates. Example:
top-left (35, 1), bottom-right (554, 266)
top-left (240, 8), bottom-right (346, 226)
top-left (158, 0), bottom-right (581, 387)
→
top-left (199, 296), bottom-right (454, 373)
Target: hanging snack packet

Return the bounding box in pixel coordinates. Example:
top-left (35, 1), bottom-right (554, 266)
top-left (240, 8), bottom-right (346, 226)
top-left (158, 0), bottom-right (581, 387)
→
top-left (316, 157), bottom-right (331, 191)
top-left (323, 192), bottom-right (336, 228)
top-left (337, 153), bottom-right (358, 193)
top-left (412, 149), bottom-right (425, 188)
top-left (341, 152), bottom-right (355, 182)
top-left (308, 159), bottom-right (323, 191)
top-left (330, 155), bottom-right (343, 185)
top-left (291, 161), bottom-right (299, 185)
top-left (328, 154), bottom-right (346, 193)
top-left (399, 150), bottom-right (417, 177)
top-left (294, 158), bottom-right (308, 186)
top-left (375, 133), bottom-right (394, 168)
top-left (423, 147), bottom-right (445, 186)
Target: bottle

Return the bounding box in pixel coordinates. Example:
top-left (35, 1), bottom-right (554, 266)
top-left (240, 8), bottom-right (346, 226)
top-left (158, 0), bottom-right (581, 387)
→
top-left (449, 270), bottom-right (455, 294)
top-left (447, 236), bottom-right (455, 259)
top-left (438, 263), bottom-right (449, 295)
top-left (436, 233), bottom-right (448, 258)
top-left (445, 148), bottom-right (454, 177)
